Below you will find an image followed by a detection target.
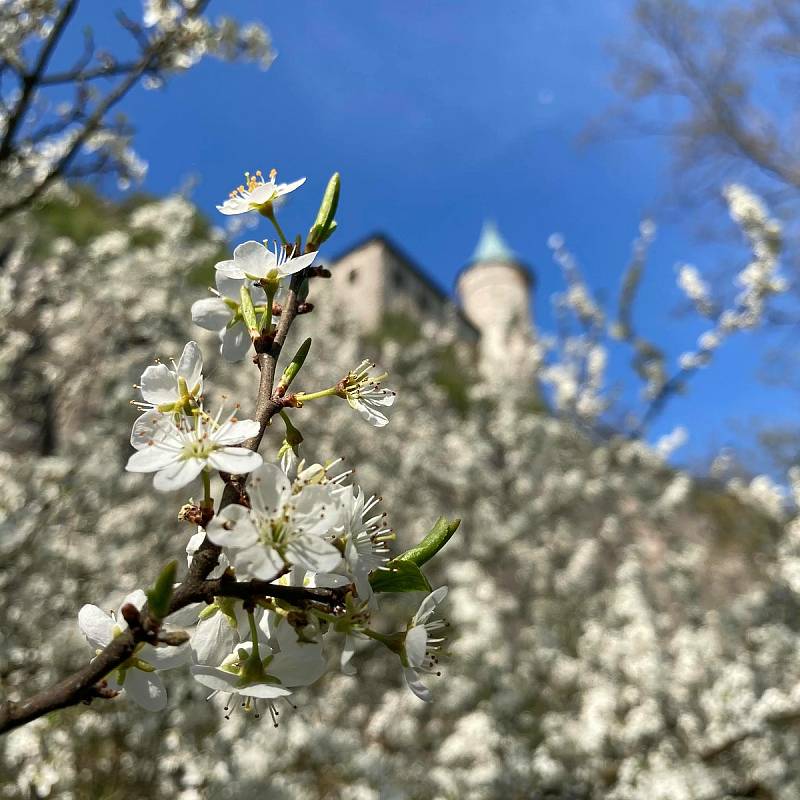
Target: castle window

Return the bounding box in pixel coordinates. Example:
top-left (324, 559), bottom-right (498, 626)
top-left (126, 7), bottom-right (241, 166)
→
top-left (393, 270), bottom-right (404, 289)
top-left (419, 293), bottom-right (429, 311)
top-left (348, 268), bottom-right (358, 284)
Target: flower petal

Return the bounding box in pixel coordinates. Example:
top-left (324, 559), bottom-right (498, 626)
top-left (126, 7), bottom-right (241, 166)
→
top-left (153, 458), bottom-right (205, 492)
top-left (340, 634), bottom-right (357, 676)
top-left (176, 341), bottom-right (203, 388)
top-left (124, 669), bottom-right (168, 711)
top-left (293, 484), bottom-right (341, 537)
top-left (212, 418), bottom-right (260, 446)
top-left (206, 504), bottom-right (259, 549)
top-left (166, 602), bottom-right (202, 627)
top-left (233, 240), bottom-right (273, 279)
top-left (207, 447), bottom-right (263, 475)
top-left (248, 462), bottom-right (292, 515)
top-left (216, 197), bottom-right (250, 215)
top-left (191, 614), bottom-right (238, 666)
top-left (413, 586), bottom-right (449, 625)
top-left (78, 604), bottom-right (114, 649)
top-left (139, 364), bottom-right (177, 405)
top-left (191, 665), bottom-right (238, 692)
top-left (404, 625), bottom-right (428, 669)
top-left (277, 177), bottom-right (306, 195)
top-left (403, 667), bottom-right (432, 702)
top-left (287, 535), bottom-right (342, 574)
top-left (215, 273), bottom-right (244, 301)
top-left (354, 400), bottom-right (389, 428)
top-left (234, 542), bottom-right (285, 580)
top-left (220, 324), bottom-right (251, 362)
top-left (140, 641), bottom-right (191, 670)
top-left (130, 410), bottom-right (170, 451)
top-left (276, 250), bottom-right (317, 277)
top-left (191, 297), bottom-right (232, 331)
top-left (238, 682), bottom-right (293, 699)
top-left (126, 444), bottom-right (179, 473)
top-left (270, 644), bottom-right (327, 688)
top-left (214, 256), bottom-right (244, 278)
top-left (247, 183), bottom-right (277, 204)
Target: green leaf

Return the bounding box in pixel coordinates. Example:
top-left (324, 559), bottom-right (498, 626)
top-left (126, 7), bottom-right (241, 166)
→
top-left (393, 517), bottom-right (461, 568)
top-left (147, 560), bottom-right (177, 621)
top-left (369, 560), bottom-right (431, 594)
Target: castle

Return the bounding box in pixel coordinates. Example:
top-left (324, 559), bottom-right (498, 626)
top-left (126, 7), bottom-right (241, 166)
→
top-left (329, 221), bottom-right (537, 376)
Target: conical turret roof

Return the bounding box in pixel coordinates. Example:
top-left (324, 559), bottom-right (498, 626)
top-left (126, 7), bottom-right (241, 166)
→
top-left (471, 220), bottom-right (516, 264)
top-left (458, 220), bottom-right (534, 288)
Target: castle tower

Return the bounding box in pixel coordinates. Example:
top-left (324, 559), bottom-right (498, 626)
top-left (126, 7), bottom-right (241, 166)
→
top-left (329, 234), bottom-right (479, 342)
top-left (456, 221), bottom-right (536, 378)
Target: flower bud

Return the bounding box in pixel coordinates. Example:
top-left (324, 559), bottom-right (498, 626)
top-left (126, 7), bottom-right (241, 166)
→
top-left (277, 338), bottom-right (311, 393)
top-left (146, 560), bottom-right (178, 621)
top-left (307, 172), bottom-right (340, 249)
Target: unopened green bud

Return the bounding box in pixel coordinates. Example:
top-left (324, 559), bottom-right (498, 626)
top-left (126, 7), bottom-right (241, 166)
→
top-left (239, 285), bottom-right (259, 336)
top-left (278, 338), bottom-right (312, 392)
top-left (147, 560), bottom-right (177, 621)
top-left (308, 172), bottom-right (340, 248)
top-left (281, 409), bottom-right (304, 445)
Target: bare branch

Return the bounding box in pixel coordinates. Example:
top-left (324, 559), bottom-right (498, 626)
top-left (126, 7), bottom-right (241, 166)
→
top-left (0, 0), bottom-right (80, 163)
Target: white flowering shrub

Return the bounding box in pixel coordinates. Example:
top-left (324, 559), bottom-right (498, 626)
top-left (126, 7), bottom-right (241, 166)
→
top-left (1, 171), bottom-right (800, 800)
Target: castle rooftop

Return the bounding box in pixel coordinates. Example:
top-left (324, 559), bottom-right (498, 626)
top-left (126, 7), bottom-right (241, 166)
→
top-left (459, 220), bottom-right (535, 287)
top-left (471, 220), bottom-right (517, 264)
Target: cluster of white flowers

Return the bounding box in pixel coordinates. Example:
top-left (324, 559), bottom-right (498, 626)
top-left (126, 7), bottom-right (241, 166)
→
top-left (539, 338), bottom-right (609, 420)
top-left (4, 172), bottom-right (800, 799)
top-left (0, 167), bottom-right (454, 746)
top-left (676, 262), bottom-right (713, 316)
top-left (548, 233), bottom-right (605, 328)
top-left (677, 185), bottom-right (787, 375)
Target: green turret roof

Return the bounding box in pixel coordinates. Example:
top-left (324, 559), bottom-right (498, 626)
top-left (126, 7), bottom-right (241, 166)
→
top-left (471, 220), bottom-right (516, 264)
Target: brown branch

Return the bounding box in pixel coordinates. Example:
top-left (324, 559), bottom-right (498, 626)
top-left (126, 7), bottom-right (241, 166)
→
top-left (0, 575), bottom-right (345, 735)
top-left (0, 255), bottom-right (320, 735)
top-left (39, 60), bottom-right (141, 86)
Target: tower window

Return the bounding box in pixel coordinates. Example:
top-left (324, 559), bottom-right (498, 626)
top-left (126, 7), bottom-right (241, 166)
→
top-left (393, 270), bottom-right (404, 289)
top-left (348, 269), bottom-right (358, 284)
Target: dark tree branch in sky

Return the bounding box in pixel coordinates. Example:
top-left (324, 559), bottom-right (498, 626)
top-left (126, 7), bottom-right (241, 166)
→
top-left (0, 0), bottom-right (273, 220)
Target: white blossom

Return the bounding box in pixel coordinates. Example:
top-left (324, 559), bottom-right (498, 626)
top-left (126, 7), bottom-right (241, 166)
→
top-left (77, 590), bottom-right (188, 711)
top-left (341, 360), bottom-right (396, 427)
top-left (134, 340), bottom-right (204, 414)
top-left (125, 409), bottom-right (262, 490)
top-left (216, 169), bottom-right (305, 216)
top-left (401, 586), bottom-right (449, 702)
top-left (206, 462), bottom-right (342, 577)
top-left (214, 239), bottom-right (317, 282)
top-left (191, 273), bottom-right (267, 362)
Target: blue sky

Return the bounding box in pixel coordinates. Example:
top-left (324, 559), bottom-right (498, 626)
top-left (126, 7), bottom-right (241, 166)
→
top-left (65, 1), bottom-right (796, 470)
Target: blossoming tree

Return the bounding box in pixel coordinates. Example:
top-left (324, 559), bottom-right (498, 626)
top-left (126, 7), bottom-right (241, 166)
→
top-left (0, 0), bottom-right (273, 219)
top-left (0, 170), bottom-right (457, 733)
